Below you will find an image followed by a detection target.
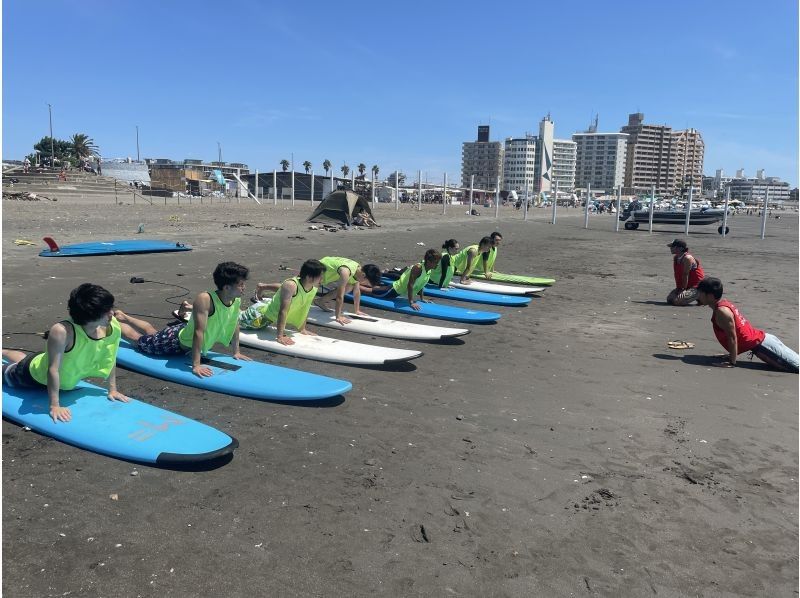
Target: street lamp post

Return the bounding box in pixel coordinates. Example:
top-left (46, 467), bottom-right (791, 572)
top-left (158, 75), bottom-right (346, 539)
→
top-left (47, 103), bottom-right (54, 167)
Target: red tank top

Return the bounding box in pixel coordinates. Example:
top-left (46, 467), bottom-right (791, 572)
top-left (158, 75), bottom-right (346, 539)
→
top-left (673, 252), bottom-right (704, 288)
top-left (712, 299), bottom-right (765, 354)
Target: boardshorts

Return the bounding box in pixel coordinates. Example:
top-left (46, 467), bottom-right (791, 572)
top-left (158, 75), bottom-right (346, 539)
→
top-left (137, 323), bottom-right (188, 355)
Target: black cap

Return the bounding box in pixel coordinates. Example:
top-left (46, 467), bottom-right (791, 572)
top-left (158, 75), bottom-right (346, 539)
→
top-left (667, 238), bottom-right (687, 250)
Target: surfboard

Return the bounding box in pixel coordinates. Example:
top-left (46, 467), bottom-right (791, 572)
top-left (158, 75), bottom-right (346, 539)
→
top-left (305, 306), bottom-right (470, 340)
top-left (471, 272), bottom-right (555, 286)
top-left (39, 238), bottom-right (192, 257)
top-left (115, 341), bottom-right (352, 401)
top-left (448, 280), bottom-right (545, 295)
top-left (418, 284), bottom-right (531, 306)
top-left (2, 375), bottom-right (237, 465)
top-left (348, 294), bottom-right (501, 323)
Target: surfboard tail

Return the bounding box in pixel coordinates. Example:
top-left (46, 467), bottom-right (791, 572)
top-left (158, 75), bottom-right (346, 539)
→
top-left (43, 237), bottom-right (60, 252)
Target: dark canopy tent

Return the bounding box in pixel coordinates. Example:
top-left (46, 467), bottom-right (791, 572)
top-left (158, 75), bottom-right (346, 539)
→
top-left (306, 190), bottom-right (377, 226)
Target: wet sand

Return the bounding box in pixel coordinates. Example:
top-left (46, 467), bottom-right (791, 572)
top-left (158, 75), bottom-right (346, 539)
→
top-left (3, 196), bottom-right (798, 596)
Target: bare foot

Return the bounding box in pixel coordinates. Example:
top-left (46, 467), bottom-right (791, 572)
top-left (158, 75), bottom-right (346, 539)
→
top-left (178, 300), bottom-right (192, 317)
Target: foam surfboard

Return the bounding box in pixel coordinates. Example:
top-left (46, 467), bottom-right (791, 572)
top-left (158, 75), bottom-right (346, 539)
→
top-left (2, 374), bottom-right (237, 465)
top-left (115, 341), bottom-right (352, 401)
top-left (419, 284), bottom-right (531, 306)
top-left (448, 280), bottom-right (545, 295)
top-left (39, 237), bottom-right (192, 257)
top-left (471, 271), bottom-right (555, 286)
top-left (305, 306), bottom-right (470, 340)
top-left (348, 294), bottom-right (500, 323)
top-left (179, 307), bottom-right (422, 365)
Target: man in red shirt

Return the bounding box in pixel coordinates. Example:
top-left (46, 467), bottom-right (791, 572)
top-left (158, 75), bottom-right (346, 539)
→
top-left (696, 277), bottom-right (798, 373)
top-left (666, 238), bottom-right (705, 306)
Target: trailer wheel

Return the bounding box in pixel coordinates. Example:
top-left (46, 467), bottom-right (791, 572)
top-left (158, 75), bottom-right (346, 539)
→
top-left (718, 225), bottom-right (729, 235)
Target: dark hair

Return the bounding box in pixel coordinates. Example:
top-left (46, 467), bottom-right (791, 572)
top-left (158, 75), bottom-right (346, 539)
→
top-left (68, 283), bottom-right (115, 325)
top-left (490, 231), bottom-right (502, 240)
top-left (423, 249), bottom-right (442, 264)
top-left (479, 236), bottom-right (493, 249)
top-left (213, 262), bottom-right (249, 289)
top-left (299, 259), bottom-right (325, 280)
top-left (442, 239), bottom-right (459, 250)
top-left (362, 264), bottom-right (382, 286)
top-left (697, 277), bottom-right (723, 300)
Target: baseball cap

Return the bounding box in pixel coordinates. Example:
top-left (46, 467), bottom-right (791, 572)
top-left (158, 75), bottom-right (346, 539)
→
top-left (667, 238), bottom-right (687, 250)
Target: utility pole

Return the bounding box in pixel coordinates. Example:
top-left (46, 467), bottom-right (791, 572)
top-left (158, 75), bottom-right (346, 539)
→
top-left (47, 103), bottom-right (54, 167)
top-left (135, 125), bottom-right (140, 162)
top-left (217, 141), bottom-right (222, 164)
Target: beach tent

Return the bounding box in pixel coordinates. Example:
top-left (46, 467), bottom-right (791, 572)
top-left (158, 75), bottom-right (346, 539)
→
top-left (307, 190), bottom-right (377, 226)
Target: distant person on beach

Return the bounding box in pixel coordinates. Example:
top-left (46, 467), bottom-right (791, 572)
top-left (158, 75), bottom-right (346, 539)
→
top-left (2, 283), bottom-right (129, 423)
top-left (315, 257), bottom-right (382, 325)
top-left (352, 208), bottom-right (379, 228)
top-left (428, 239), bottom-right (460, 288)
top-left (453, 236), bottom-right (493, 284)
top-left (23, 157), bottom-right (30, 173)
top-left (696, 277), bottom-right (798, 372)
top-left (116, 262), bottom-right (251, 377)
top-left (360, 249), bottom-right (441, 311)
top-left (666, 238), bottom-right (705, 306)
top-left (237, 259), bottom-right (324, 346)
top-left (473, 231), bottom-right (502, 278)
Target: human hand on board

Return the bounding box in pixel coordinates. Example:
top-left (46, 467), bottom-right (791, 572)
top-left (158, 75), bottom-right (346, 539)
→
top-left (192, 364), bottom-right (214, 378)
top-left (232, 352), bottom-right (252, 361)
top-left (50, 405), bottom-right (72, 423)
top-left (107, 390), bottom-right (131, 402)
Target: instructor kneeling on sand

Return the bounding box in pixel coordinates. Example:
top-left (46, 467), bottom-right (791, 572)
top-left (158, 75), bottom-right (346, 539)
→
top-left (666, 238), bottom-right (704, 306)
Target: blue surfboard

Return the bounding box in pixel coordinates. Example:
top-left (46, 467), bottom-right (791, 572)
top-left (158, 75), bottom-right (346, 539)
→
top-left (379, 278), bottom-right (529, 307)
top-left (115, 341), bottom-right (352, 401)
top-left (348, 294), bottom-right (500, 323)
top-left (39, 239), bottom-right (192, 257)
top-left (2, 377), bottom-right (237, 465)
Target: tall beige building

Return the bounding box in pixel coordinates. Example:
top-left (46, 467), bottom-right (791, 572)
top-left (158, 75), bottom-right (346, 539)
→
top-left (461, 125), bottom-right (504, 191)
top-left (620, 112), bottom-right (704, 196)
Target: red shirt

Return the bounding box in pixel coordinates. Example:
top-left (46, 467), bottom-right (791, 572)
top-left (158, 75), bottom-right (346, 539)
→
top-left (712, 299), bottom-right (766, 354)
top-left (673, 252), bottom-right (704, 289)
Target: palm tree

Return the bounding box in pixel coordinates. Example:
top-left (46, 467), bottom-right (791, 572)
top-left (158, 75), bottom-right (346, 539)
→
top-left (70, 133), bottom-right (99, 160)
top-left (357, 163), bottom-right (366, 178)
top-left (322, 159), bottom-right (331, 176)
top-left (280, 159), bottom-right (290, 172)
top-left (303, 160), bottom-right (312, 174)
top-left (341, 164), bottom-right (349, 178)
top-left (371, 164), bottom-right (379, 179)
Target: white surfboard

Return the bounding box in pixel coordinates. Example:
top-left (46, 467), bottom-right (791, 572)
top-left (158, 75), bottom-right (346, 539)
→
top-left (305, 306), bottom-right (470, 340)
top-left (448, 280), bottom-right (545, 295)
top-left (177, 309), bottom-right (423, 365)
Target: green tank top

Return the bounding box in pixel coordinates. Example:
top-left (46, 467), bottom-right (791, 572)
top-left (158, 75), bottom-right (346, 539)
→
top-left (429, 253), bottom-right (455, 288)
top-left (392, 262), bottom-right (432, 296)
top-left (263, 277), bottom-right (318, 330)
top-left (320, 256), bottom-right (359, 286)
top-left (473, 247), bottom-right (497, 273)
top-left (29, 317), bottom-right (121, 389)
top-left (178, 290), bottom-right (241, 355)
top-left (453, 244), bottom-right (482, 276)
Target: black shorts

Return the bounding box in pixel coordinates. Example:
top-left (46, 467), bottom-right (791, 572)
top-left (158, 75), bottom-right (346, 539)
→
top-left (2, 352), bottom-right (46, 389)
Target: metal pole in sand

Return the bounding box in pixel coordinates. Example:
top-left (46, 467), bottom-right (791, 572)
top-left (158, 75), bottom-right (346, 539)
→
top-left (469, 175), bottom-right (474, 214)
top-left (721, 186), bottom-right (730, 238)
top-left (371, 171), bottom-right (376, 206)
top-left (255, 170), bottom-right (259, 201)
top-left (351, 170), bottom-right (355, 191)
top-left (310, 170), bottom-right (315, 209)
top-left (760, 188), bottom-right (769, 239)
top-left (584, 183), bottom-right (591, 229)
top-left (330, 170), bottom-right (334, 193)
top-left (291, 170), bottom-right (295, 207)
top-left (494, 177), bottom-right (500, 219)
top-left (648, 185), bottom-right (655, 233)
top-left (523, 184), bottom-right (529, 221)
top-left (273, 170), bottom-right (277, 206)
top-left (551, 180), bottom-right (559, 224)
top-left (395, 170), bottom-right (400, 212)
top-left (442, 173), bottom-right (447, 215)
top-left (684, 184), bottom-right (693, 234)
top-left (418, 170), bottom-right (422, 212)
top-left (615, 186), bottom-right (622, 232)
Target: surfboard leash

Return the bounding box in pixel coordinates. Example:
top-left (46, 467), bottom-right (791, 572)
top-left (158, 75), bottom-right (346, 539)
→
top-left (129, 277), bottom-right (191, 306)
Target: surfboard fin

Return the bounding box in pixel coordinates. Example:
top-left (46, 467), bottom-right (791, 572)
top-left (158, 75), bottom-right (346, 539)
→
top-left (42, 236), bottom-right (60, 252)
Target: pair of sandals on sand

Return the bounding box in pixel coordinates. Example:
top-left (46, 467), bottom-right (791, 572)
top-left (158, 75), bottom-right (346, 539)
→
top-left (667, 340), bottom-right (695, 350)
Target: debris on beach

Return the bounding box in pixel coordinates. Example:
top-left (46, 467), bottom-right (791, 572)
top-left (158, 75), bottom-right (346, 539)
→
top-left (3, 191), bottom-right (56, 202)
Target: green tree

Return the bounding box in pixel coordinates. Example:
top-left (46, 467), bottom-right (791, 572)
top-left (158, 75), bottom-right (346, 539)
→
top-left (303, 160), bottom-right (312, 174)
top-left (322, 159), bottom-right (331, 175)
top-left (340, 164), bottom-right (350, 178)
top-left (371, 164), bottom-right (380, 178)
top-left (280, 159), bottom-right (290, 172)
top-left (33, 136), bottom-right (73, 165)
top-left (357, 163), bottom-right (366, 177)
top-left (70, 133), bottom-right (99, 160)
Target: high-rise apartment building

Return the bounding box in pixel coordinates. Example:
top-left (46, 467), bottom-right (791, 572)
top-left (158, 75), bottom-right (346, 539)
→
top-left (461, 126), bottom-right (504, 191)
top-left (502, 135), bottom-right (537, 193)
top-left (552, 139), bottom-right (577, 191)
top-left (572, 131), bottom-right (628, 193)
top-left (674, 128), bottom-right (705, 198)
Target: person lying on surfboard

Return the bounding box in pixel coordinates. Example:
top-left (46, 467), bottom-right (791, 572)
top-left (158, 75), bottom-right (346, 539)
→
top-left (358, 249), bottom-right (441, 311)
top-left (452, 236), bottom-right (493, 285)
top-left (472, 231), bottom-right (502, 279)
top-left (315, 257), bottom-right (382, 325)
top-left (426, 239), bottom-right (460, 289)
top-left (116, 262), bottom-right (252, 378)
top-left (2, 283), bottom-right (129, 423)
top-left (237, 259), bottom-right (325, 346)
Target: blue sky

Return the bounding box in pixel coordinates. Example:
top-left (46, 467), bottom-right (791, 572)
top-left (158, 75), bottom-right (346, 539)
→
top-left (3, 0), bottom-right (798, 185)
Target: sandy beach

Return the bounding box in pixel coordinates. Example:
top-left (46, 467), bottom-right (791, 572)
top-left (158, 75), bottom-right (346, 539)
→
top-left (2, 196), bottom-right (798, 597)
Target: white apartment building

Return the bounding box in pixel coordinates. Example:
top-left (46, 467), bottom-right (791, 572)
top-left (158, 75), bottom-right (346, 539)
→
top-left (552, 139), bottom-right (577, 191)
top-left (502, 135), bottom-right (537, 193)
top-left (572, 132), bottom-right (628, 193)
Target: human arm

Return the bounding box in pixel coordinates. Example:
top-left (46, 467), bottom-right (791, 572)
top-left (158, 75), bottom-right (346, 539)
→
top-left (276, 281), bottom-right (296, 345)
top-left (190, 292), bottom-right (214, 377)
top-left (231, 323), bottom-right (252, 361)
top-left (407, 265), bottom-right (422, 310)
top-left (679, 255), bottom-right (694, 289)
top-left (713, 306), bottom-right (738, 366)
top-left (106, 365), bottom-right (130, 402)
top-left (45, 323), bottom-right (70, 422)
top-left (482, 251), bottom-right (492, 279)
top-left (460, 250), bottom-right (476, 283)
